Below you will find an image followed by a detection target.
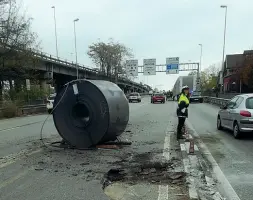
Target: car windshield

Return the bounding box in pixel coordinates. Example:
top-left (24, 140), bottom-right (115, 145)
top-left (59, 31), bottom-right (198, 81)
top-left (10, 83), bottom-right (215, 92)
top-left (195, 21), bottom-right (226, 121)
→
top-left (191, 92), bottom-right (201, 96)
top-left (246, 97), bottom-right (253, 109)
top-left (130, 93), bottom-right (138, 96)
top-left (155, 94), bottom-right (163, 96)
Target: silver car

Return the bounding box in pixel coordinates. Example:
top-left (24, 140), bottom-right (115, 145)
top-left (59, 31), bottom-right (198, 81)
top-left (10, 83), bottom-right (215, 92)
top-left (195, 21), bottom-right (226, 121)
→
top-left (217, 94), bottom-right (253, 138)
top-left (128, 92), bottom-right (141, 103)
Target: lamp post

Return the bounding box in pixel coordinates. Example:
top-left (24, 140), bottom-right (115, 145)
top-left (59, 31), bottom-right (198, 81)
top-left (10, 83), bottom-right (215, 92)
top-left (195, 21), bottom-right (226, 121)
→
top-left (51, 6), bottom-right (58, 58)
top-left (198, 44), bottom-right (202, 73)
top-left (220, 5), bottom-right (228, 93)
top-left (73, 18), bottom-right (79, 79)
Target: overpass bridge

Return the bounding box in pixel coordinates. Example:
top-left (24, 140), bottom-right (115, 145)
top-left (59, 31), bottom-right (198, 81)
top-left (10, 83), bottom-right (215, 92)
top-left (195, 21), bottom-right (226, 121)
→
top-left (3, 47), bottom-right (150, 93)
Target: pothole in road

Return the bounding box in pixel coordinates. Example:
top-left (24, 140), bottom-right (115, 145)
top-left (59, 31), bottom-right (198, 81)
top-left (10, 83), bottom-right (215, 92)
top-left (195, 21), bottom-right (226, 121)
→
top-left (103, 163), bottom-right (185, 187)
top-left (102, 152), bottom-right (186, 190)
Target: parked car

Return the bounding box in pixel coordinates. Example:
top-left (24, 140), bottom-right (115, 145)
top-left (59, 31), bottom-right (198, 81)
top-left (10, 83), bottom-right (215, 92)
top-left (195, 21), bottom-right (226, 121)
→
top-left (128, 92), bottom-right (141, 103)
top-left (217, 94), bottom-right (253, 138)
top-left (151, 93), bottom-right (165, 104)
top-left (189, 91), bottom-right (203, 103)
top-left (46, 93), bottom-right (56, 114)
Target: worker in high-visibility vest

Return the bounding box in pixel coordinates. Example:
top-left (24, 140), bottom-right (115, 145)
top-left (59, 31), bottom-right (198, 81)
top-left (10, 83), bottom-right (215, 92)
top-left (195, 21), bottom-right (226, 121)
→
top-left (176, 85), bottom-right (190, 140)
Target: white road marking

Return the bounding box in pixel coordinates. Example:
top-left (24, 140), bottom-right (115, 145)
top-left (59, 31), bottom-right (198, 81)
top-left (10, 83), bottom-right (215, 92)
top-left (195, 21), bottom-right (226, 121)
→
top-left (186, 120), bottom-right (241, 200)
top-left (162, 135), bottom-right (170, 160)
top-left (0, 121), bottom-right (45, 132)
top-left (180, 143), bottom-right (186, 151)
top-left (158, 185), bottom-right (168, 200)
top-left (183, 158), bottom-right (198, 199)
top-left (0, 149), bottom-right (42, 169)
top-left (158, 126), bottom-right (173, 200)
top-left (0, 169), bottom-right (30, 189)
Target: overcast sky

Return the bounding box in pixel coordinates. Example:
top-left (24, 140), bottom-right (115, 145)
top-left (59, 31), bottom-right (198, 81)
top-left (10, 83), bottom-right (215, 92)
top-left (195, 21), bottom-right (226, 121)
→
top-left (18, 0), bottom-right (253, 90)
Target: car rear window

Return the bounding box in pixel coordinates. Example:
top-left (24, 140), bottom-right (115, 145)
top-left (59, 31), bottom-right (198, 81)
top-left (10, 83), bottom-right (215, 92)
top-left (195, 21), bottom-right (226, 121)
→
top-left (191, 92), bottom-right (201, 96)
top-left (155, 94), bottom-right (163, 96)
top-left (246, 97), bottom-right (253, 109)
top-left (130, 93), bottom-right (138, 96)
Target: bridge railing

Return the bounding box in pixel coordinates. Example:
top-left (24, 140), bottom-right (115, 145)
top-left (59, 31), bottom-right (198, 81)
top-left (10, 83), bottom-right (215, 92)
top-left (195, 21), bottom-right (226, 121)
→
top-left (31, 49), bottom-right (147, 88)
top-left (203, 96), bottom-right (230, 107)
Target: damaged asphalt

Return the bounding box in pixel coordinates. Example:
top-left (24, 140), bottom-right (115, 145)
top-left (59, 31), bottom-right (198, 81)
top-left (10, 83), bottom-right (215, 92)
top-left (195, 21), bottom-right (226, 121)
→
top-left (0, 97), bottom-right (224, 200)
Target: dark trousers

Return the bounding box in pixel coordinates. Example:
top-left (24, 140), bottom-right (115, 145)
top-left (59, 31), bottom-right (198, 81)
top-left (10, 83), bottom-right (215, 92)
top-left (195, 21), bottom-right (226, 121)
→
top-left (177, 117), bottom-right (186, 139)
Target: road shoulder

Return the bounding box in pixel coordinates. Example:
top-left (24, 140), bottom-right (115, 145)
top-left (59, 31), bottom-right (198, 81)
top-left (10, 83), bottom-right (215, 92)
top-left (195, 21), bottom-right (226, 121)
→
top-left (184, 119), bottom-right (240, 200)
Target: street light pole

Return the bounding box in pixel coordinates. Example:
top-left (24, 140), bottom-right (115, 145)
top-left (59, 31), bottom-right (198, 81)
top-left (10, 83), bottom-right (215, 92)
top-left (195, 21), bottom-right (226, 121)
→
top-left (198, 44), bottom-right (202, 73)
top-left (220, 5), bottom-right (228, 93)
top-left (51, 6), bottom-right (58, 58)
top-left (73, 18), bottom-right (79, 79)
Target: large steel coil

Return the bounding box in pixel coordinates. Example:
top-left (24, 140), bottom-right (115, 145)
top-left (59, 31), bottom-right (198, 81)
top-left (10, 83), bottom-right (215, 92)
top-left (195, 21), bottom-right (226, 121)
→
top-left (53, 79), bottom-right (129, 148)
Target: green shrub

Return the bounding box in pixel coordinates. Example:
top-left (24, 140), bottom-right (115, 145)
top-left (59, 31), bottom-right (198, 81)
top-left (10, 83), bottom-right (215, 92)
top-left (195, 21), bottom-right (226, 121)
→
top-left (2, 102), bottom-right (17, 118)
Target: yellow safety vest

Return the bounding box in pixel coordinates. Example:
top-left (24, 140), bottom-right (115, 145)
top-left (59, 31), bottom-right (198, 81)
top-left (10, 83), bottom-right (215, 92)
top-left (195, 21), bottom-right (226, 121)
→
top-left (178, 94), bottom-right (189, 105)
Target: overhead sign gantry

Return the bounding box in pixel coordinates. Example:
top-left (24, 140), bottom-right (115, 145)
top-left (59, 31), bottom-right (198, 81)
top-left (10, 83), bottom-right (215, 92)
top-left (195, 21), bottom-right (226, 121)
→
top-left (125, 57), bottom-right (201, 91)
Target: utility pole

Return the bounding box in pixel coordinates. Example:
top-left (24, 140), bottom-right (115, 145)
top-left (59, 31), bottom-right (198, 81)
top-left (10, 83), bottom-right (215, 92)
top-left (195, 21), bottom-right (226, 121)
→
top-left (51, 6), bottom-right (59, 58)
top-left (73, 18), bottom-right (79, 79)
top-left (220, 5), bottom-right (228, 93)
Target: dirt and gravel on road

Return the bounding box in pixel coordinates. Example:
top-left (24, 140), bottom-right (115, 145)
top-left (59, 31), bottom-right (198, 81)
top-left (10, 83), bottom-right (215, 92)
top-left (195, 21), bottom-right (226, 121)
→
top-left (0, 100), bottom-right (228, 200)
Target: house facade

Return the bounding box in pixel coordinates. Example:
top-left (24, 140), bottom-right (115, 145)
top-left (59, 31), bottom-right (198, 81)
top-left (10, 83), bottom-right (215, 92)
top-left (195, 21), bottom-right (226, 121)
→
top-left (218, 50), bottom-right (253, 93)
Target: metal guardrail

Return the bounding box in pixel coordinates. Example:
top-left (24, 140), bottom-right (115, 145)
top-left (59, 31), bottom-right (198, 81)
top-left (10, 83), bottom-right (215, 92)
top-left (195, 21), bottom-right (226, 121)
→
top-left (203, 96), bottom-right (229, 107)
top-left (1, 45), bottom-right (148, 90)
top-left (31, 49), bottom-right (147, 89)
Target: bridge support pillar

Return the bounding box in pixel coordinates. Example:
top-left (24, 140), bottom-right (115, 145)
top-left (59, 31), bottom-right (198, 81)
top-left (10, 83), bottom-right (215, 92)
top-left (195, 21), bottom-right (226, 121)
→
top-left (40, 80), bottom-right (47, 91)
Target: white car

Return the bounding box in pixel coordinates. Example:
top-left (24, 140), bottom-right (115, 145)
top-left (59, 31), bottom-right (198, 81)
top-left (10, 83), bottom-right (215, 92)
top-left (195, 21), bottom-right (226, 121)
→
top-left (128, 92), bottom-right (141, 103)
top-left (46, 93), bottom-right (56, 114)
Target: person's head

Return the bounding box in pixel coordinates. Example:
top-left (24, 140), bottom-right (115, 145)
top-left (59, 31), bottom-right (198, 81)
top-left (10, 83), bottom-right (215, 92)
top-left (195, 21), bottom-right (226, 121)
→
top-left (181, 85), bottom-right (189, 95)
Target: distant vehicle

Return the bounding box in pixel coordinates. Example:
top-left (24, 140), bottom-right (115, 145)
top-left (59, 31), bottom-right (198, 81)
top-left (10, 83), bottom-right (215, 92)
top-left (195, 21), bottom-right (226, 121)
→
top-left (217, 94), bottom-right (253, 138)
top-left (151, 93), bottom-right (165, 104)
top-left (46, 93), bottom-right (56, 114)
top-left (172, 75), bottom-right (200, 100)
top-left (189, 91), bottom-right (203, 103)
top-left (128, 92), bottom-right (141, 103)
top-left (149, 90), bottom-right (153, 95)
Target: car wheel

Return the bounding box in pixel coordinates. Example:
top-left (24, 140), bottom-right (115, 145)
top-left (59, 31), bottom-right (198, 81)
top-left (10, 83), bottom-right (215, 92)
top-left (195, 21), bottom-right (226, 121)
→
top-left (217, 115), bottom-right (223, 130)
top-left (233, 122), bottom-right (241, 139)
top-left (200, 99), bottom-right (203, 103)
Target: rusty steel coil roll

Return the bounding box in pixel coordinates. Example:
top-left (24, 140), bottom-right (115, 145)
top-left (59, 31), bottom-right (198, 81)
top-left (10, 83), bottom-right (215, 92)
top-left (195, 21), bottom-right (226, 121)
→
top-left (53, 79), bottom-right (129, 148)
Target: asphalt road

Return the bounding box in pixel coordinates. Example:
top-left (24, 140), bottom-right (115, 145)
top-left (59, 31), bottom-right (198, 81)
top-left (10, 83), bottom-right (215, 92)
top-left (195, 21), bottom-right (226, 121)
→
top-left (188, 103), bottom-right (253, 200)
top-left (0, 97), bottom-right (188, 200)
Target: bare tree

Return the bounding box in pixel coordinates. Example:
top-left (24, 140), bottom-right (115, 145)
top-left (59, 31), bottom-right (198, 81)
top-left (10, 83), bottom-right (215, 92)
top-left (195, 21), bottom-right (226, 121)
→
top-left (0, 0), bottom-right (40, 98)
top-left (200, 63), bottom-right (220, 91)
top-left (87, 39), bottom-right (133, 82)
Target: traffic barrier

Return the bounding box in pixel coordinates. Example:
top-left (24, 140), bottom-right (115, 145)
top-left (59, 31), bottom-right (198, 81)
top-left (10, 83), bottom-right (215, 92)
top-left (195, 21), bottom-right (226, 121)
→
top-left (203, 96), bottom-right (230, 107)
top-left (0, 104), bottom-right (47, 118)
top-left (53, 79), bottom-right (129, 148)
